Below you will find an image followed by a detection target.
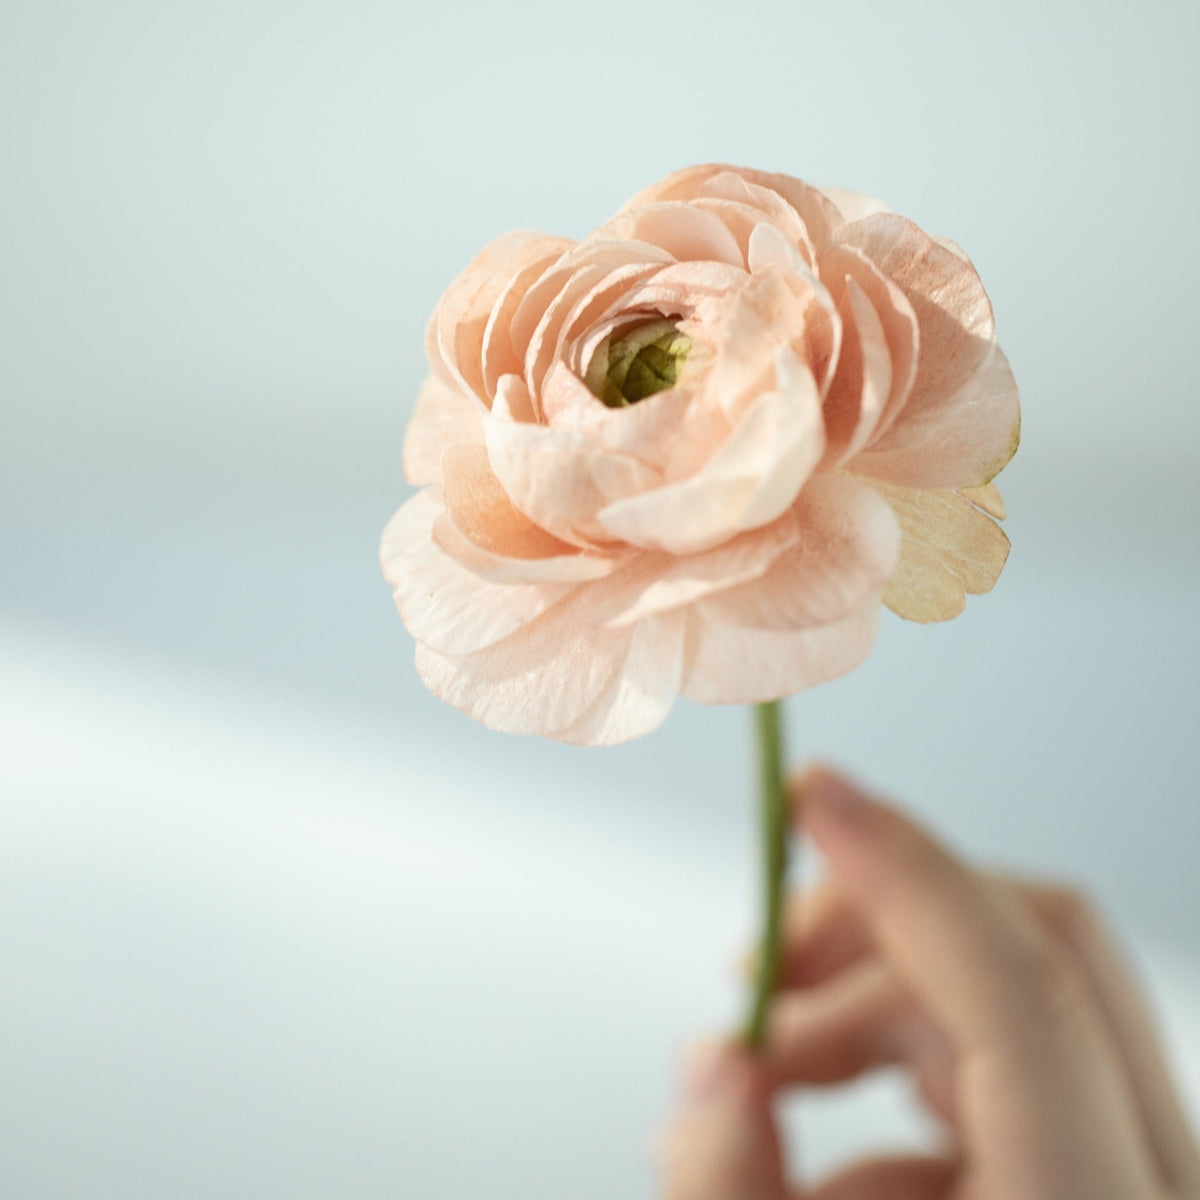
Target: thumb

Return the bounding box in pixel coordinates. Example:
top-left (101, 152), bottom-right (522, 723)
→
top-left (658, 1041), bottom-right (788, 1200)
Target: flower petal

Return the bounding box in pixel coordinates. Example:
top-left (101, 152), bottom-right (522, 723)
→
top-left (590, 509), bottom-right (802, 628)
top-left (434, 443), bottom-right (621, 586)
top-left (479, 239), bottom-right (576, 401)
top-left (821, 187), bottom-right (891, 223)
top-left (411, 569), bottom-right (686, 740)
top-left (747, 223), bottom-right (842, 397)
top-left (623, 165), bottom-right (843, 257)
top-left (596, 202), bottom-right (745, 266)
top-left (681, 600), bottom-right (882, 705)
top-left (867, 478), bottom-right (1011, 622)
top-left (817, 242), bottom-right (918, 441)
top-left (852, 343), bottom-right (1021, 488)
top-left (698, 475), bottom-right (901, 629)
top-left (432, 514), bottom-right (620, 584)
top-left (428, 231), bottom-right (570, 401)
top-left (381, 488), bottom-right (571, 655)
top-left (485, 376), bottom-right (661, 545)
top-left (837, 214), bottom-right (1019, 487)
top-left (596, 348), bottom-right (824, 555)
top-left (820, 275), bottom-right (892, 468)
top-left (550, 610), bottom-right (687, 745)
top-left (960, 480), bottom-right (1006, 519)
top-left (403, 375), bottom-right (486, 486)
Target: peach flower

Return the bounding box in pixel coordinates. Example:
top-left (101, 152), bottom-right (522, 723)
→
top-left (382, 165), bottom-right (1019, 745)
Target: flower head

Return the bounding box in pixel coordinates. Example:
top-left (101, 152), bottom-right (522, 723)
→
top-left (382, 165), bottom-right (1019, 744)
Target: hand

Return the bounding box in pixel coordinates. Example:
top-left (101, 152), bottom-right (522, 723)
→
top-left (657, 766), bottom-right (1200, 1199)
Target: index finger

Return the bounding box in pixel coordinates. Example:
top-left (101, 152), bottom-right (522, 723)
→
top-left (795, 766), bottom-right (1158, 1194)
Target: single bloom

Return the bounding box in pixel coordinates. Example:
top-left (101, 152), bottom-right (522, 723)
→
top-left (381, 164), bottom-right (1020, 744)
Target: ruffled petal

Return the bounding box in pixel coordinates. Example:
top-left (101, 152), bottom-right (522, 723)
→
top-left (403, 375), bottom-right (487, 486)
top-left (819, 276), bottom-right (892, 468)
top-left (817, 242), bottom-right (918, 442)
top-left (851, 344), bottom-right (1021, 488)
top-left (588, 509), bottom-right (801, 628)
top-left (479, 239), bottom-right (576, 401)
top-left (698, 475), bottom-right (901, 629)
top-left (550, 610), bottom-right (688, 745)
top-left (595, 202), bottom-right (745, 266)
top-left (432, 514), bottom-right (621, 584)
top-left (485, 376), bottom-right (661, 545)
top-left (596, 348), bottom-right (824, 555)
top-left (836, 214), bottom-right (1019, 487)
top-left (821, 187), bottom-right (891, 223)
top-left (427, 231), bottom-right (571, 401)
top-left (746, 223), bottom-right (842, 398)
top-left (960, 481), bottom-right (1006, 519)
top-left (681, 600), bottom-right (882, 704)
top-left (411, 567), bottom-right (687, 741)
top-left (867, 479), bottom-right (1011, 622)
top-left (622, 165), bottom-right (843, 258)
top-left (381, 488), bottom-right (571, 655)
top-left (441, 443), bottom-right (570, 559)
top-left (510, 241), bottom-right (674, 411)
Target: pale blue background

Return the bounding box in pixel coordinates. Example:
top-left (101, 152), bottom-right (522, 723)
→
top-left (2, 1), bottom-right (1199, 1195)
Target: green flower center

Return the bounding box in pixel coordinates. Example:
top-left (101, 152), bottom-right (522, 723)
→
top-left (584, 318), bottom-right (692, 408)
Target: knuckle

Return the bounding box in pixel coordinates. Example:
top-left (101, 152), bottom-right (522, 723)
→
top-left (1011, 931), bottom-right (1092, 1032)
top-left (1035, 882), bottom-right (1099, 944)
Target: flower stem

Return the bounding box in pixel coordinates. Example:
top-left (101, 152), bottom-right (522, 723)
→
top-left (743, 699), bottom-right (789, 1049)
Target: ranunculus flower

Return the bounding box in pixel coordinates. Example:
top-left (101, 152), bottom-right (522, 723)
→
top-left (382, 164), bottom-right (1020, 745)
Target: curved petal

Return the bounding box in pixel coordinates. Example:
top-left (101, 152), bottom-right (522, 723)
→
top-left (867, 478), bottom-right (1011, 623)
top-left (851, 343), bottom-right (1021, 488)
top-left (817, 242), bottom-right (918, 442)
top-left (835, 214), bottom-right (1019, 486)
top-left (436, 443), bottom-right (622, 583)
top-left (693, 172), bottom-right (814, 258)
top-left (821, 187), bottom-right (891, 223)
top-left (432, 514), bottom-right (621, 584)
top-left (381, 488), bottom-right (571, 655)
top-left (596, 348), bottom-right (824, 555)
top-left (403, 375), bottom-right (486, 486)
top-left (698, 475), bottom-right (901, 629)
top-left (681, 599), bottom-right (882, 705)
top-left (622, 164), bottom-right (843, 257)
top-left (747, 222), bottom-right (842, 398)
top-left (697, 266), bottom-right (812, 425)
top-left (537, 361), bottom-right (707, 475)
top-left (589, 508), bottom-right (801, 628)
top-left (510, 241), bottom-right (674, 409)
top-left (428, 231), bottom-right (570, 400)
top-left (595, 202), bottom-right (745, 266)
top-left (838, 212), bottom-right (995, 394)
top-left (485, 378), bottom-right (661, 545)
top-left (480, 238), bottom-right (575, 401)
top-left (410, 565), bottom-right (686, 740)
top-left (819, 276), bottom-right (892, 468)
top-left (960, 481), bottom-right (1006, 519)
top-left (550, 610), bottom-right (687, 745)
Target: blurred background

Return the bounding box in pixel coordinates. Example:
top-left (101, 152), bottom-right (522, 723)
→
top-left (3, 0), bottom-right (1199, 1195)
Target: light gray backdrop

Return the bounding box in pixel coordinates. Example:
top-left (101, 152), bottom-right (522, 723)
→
top-left (2, 1), bottom-right (1199, 1196)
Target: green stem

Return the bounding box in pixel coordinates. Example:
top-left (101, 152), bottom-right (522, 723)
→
top-left (743, 700), bottom-right (789, 1048)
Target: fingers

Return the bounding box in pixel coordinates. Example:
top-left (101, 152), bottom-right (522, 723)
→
top-left (804, 1155), bottom-right (957, 1200)
top-left (1020, 881), bottom-right (1200, 1191)
top-left (766, 960), bottom-right (958, 1124)
top-left (795, 765), bottom-right (1159, 1197)
top-left (658, 1042), bottom-right (787, 1200)
top-left (777, 881), bottom-right (873, 990)
top-left (796, 766), bottom-right (1089, 1051)
top-left (774, 802), bottom-right (1200, 1191)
